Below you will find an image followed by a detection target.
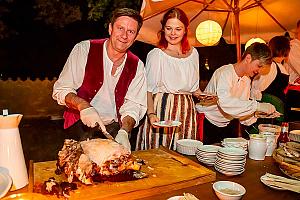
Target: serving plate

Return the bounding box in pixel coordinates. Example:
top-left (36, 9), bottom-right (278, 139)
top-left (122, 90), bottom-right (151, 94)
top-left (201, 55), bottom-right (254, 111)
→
top-left (196, 93), bottom-right (217, 106)
top-left (279, 166), bottom-right (300, 181)
top-left (153, 120), bottom-right (182, 127)
top-left (0, 168), bottom-right (12, 199)
top-left (260, 175), bottom-right (286, 190)
top-left (198, 92), bottom-right (217, 99)
top-left (255, 111), bottom-right (282, 119)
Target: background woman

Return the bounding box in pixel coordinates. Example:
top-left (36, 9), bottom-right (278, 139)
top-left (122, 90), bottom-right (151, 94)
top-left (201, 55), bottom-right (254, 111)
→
top-left (251, 36), bottom-right (290, 120)
top-left (251, 36), bottom-right (290, 101)
top-left (136, 8), bottom-right (201, 150)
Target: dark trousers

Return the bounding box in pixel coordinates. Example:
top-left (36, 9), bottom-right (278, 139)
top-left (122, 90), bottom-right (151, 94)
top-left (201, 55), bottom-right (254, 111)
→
top-left (203, 117), bottom-right (237, 145)
top-left (64, 120), bottom-right (120, 141)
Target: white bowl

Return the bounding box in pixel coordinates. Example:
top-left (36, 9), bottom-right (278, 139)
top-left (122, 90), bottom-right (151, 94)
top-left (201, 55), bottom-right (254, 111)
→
top-left (213, 181), bottom-right (246, 200)
top-left (289, 130), bottom-right (300, 142)
top-left (176, 139), bottom-right (203, 155)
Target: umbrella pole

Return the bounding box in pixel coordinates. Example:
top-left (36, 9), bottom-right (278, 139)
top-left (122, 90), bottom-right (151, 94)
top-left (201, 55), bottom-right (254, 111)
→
top-left (234, 0), bottom-right (242, 137)
top-left (234, 0), bottom-right (241, 62)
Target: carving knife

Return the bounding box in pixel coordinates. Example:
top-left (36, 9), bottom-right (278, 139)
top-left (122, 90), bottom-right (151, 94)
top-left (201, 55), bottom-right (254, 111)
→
top-left (95, 122), bottom-right (118, 143)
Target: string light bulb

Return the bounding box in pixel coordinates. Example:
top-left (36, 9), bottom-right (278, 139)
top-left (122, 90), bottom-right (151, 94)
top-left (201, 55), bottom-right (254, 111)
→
top-left (245, 38), bottom-right (266, 50)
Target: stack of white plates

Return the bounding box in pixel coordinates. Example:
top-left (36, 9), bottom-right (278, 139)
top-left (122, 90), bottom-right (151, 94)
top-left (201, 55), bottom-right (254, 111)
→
top-left (221, 137), bottom-right (248, 151)
top-left (214, 147), bottom-right (247, 176)
top-left (196, 145), bottom-right (221, 166)
top-left (176, 139), bottom-right (203, 155)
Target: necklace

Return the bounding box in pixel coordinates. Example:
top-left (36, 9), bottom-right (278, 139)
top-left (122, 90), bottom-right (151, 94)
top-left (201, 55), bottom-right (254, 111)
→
top-left (164, 48), bottom-right (181, 57)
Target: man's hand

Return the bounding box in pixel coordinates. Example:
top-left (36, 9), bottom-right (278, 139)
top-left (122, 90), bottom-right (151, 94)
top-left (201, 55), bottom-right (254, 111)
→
top-left (115, 129), bottom-right (131, 152)
top-left (257, 103), bottom-right (276, 114)
top-left (80, 107), bottom-right (104, 128)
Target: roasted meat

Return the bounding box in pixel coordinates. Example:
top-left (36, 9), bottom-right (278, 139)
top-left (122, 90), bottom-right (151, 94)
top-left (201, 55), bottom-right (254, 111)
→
top-left (56, 139), bottom-right (146, 184)
top-left (41, 177), bottom-right (77, 198)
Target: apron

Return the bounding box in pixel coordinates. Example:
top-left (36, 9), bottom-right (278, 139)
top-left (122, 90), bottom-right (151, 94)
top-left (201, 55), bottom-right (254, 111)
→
top-left (136, 93), bottom-right (197, 150)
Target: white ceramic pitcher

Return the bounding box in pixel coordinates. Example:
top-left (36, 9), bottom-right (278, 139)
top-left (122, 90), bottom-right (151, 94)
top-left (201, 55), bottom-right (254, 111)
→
top-left (248, 134), bottom-right (267, 161)
top-left (0, 114), bottom-right (28, 190)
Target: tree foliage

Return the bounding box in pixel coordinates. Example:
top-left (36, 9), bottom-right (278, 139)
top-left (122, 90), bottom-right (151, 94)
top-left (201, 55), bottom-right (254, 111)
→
top-left (34, 0), bottom-right (142, 28)
top-left (87, 0), bottom-right (142, 20)
top-left (34, 0), bottom-right (82, 28)
top-left (0, 0), bottom-right (18, 39)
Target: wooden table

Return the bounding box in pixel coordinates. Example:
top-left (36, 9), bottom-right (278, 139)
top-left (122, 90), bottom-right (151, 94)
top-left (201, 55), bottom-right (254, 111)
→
top-left (6, 154), bottom-right (299, 200)
top-left (140, 156), bottom-right (300, 200)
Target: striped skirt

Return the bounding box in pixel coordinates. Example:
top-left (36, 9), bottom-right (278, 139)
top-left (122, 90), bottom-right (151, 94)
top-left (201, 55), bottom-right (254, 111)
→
top-left (135, 93), bottom-right (197, 150)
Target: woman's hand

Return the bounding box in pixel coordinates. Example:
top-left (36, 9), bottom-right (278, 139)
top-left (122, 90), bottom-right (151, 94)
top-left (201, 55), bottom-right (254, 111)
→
top-left (148, 113), bottom-right (159, 128)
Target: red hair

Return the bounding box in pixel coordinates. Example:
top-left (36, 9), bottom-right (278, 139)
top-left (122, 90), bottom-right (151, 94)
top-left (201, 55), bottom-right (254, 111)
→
top-left (158, 8), bottom-right (190, 54)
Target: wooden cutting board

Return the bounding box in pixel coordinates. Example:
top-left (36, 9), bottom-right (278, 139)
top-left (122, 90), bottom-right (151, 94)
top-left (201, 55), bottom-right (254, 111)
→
top-left (32, 147), bottom-right (215, 200)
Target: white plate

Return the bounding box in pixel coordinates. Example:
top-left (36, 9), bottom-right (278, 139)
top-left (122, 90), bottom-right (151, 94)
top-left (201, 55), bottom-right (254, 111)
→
top-left (217, 153), bottom-right (246, 161)
top-left (218, 147), bottom-right (247, 156)
top-left (197, 145), bottom-right (221, 153)
top-left (260, 176), bottom-right (286, 190)
top-left (215, 157), bottom-right (246, 164)
top-left (214, 164), bottom-right (244, 171)
top-left (0, 168), bottom-right (12, 198)
top-left (223, 137), bottom-right (248, 143)
top-left (215, 166), bottom-right (245, 176)
top-left (198, 92), bottom-right (217, 99)
top-left (167, 196), bottom-right (185, 200)
top-left (153, 120), bottom-right (182, 127)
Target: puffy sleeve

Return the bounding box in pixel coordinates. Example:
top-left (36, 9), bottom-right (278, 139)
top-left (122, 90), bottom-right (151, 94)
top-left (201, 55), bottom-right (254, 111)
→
top-left (215, 69), bottom-right (258, 118)
top-left (119, 60), bottom-right (147, 127)
top-left (52, 40), bottom-right (90, 106)
top-left (145, 48), bottom-right (160, 92)
top-left (190, 48), bottom-right (200, 92)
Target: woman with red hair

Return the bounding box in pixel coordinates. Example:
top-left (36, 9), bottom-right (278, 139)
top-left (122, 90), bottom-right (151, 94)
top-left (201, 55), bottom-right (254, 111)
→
top-left (136, 8), bottom-right (201, 150)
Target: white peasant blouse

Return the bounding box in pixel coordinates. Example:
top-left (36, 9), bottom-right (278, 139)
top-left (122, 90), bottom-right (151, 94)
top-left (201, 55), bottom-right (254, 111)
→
top-left (146, 47), bottom-right (200, 94)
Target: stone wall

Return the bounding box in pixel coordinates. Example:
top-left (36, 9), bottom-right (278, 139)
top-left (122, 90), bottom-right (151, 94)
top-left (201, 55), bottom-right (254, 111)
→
top-left (0, 78), bottom-right (64, 118)
top-left (0, 78), bottom-right (208, 119)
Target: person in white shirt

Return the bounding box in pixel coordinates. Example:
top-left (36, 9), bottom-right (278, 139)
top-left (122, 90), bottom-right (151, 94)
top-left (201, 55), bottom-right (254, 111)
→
top-left (251, 36), bottom-right (290, 106)
top-left (197, 43), bottom-right (276, 144)
top-left (136, 8), bottom-right (201, 150)
top-left (52, 8), bottom-right (147, 152)
top-left (285, 20), bottom-right (300, 121)
top-left (285, 20), bottom-right (300, 84)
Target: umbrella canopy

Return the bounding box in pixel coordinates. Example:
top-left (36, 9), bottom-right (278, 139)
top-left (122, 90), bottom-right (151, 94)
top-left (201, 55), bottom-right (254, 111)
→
top-left (137, 0), bottom-right (300, 60)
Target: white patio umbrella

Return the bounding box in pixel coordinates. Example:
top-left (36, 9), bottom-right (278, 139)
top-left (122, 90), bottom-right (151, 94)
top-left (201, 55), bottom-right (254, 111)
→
top-left (137, 0), bottom-right (300, 60)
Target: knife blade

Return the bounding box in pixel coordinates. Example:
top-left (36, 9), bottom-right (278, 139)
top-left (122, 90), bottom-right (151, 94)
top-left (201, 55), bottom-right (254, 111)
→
top-left (95, 122), bottom-right (118, 143)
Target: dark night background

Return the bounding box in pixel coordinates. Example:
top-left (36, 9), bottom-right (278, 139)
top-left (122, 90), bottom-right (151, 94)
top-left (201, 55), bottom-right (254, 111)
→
top-left (0, 0), bottom-right (238, 81)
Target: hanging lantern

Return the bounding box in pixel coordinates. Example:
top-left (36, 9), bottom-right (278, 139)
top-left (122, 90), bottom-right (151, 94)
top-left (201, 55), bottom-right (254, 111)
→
top-left (196, 20), bottom-right (222, 46)
top-left (245, 38), bottom-right (266, 50)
